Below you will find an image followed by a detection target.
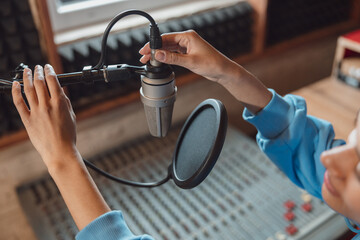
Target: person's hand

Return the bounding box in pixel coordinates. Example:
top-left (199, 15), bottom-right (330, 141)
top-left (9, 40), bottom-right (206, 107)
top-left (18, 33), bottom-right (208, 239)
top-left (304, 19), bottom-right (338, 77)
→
top-left (139, 30), bottom-right (239, 84)
top-left (12, 64), bottom-right (78, 169)
top-left (140, 30), bottom-right (273, 114)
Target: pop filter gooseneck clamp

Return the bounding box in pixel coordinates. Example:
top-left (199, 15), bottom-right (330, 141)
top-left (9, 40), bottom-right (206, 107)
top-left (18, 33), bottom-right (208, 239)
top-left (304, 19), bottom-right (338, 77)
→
top-left (0, 10), bottom-right (228, 189)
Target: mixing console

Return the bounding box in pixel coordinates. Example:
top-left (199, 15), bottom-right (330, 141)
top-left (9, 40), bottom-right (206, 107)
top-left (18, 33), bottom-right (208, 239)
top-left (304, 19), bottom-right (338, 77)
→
top-left (17, 126), bottom-right (348, 240)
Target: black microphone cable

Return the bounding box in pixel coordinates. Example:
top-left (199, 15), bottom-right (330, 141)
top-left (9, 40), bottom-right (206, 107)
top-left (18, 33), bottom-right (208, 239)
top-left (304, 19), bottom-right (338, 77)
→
top-left (93, 9), bottom-right (162, 70)
top-left (80, 10), bottom-right (171, 187)
top-left (83, 158), bottom-right (170, 188)
top-left (83, 10), bottom-right (168, 187)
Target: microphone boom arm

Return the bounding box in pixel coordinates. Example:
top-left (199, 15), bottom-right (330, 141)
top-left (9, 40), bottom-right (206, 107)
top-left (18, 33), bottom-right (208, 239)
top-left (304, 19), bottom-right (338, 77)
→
top-left (0, 63), bottom-right (146, 93)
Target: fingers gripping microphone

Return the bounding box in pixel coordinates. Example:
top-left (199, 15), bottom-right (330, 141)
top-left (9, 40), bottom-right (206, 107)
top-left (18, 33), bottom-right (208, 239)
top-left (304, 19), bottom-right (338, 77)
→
top-left (140, 64), bottom-right (176, 138)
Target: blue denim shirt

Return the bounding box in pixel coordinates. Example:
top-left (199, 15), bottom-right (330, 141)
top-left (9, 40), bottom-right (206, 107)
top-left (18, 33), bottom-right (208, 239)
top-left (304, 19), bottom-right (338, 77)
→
top-left (76, 210), bottom-right (154, 240)
top-left (244, 89), bottom-right (360, 238)
top-left (243, 89), bottom-right (345, 200)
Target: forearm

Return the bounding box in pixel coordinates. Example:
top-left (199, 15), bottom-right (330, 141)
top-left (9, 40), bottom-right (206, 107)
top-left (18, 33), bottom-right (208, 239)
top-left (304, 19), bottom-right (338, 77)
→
top-left (12, 65), bottom-right (110, 231)
top-left (218, 60), bottom-right (272, 114)
top-left (47, 151), bottom-right (111, 230)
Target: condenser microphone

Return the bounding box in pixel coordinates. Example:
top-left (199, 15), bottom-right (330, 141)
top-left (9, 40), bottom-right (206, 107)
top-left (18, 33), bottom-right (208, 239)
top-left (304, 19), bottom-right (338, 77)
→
top-left (139, 24), bottom-right (176, 138)
top-left (140, 62), bottom-right (177, 138)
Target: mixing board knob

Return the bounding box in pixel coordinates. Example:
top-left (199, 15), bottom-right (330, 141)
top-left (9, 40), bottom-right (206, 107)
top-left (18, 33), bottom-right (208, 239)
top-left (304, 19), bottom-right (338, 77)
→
top-left (283, 200), bottom-right (296, 210)
top-left (285, 224), bottom-right (298, 236)
top-left (275, 231), bottom-right (287, 240)
top-left (301, 202), bottom-right (313, 212)
top-left (301, 192), bottom-right (312, 203)
top-left (283, 211), bottom-right (295, 221)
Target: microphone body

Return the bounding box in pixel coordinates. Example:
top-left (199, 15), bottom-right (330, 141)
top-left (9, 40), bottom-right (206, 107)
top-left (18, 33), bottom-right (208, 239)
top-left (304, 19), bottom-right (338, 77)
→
top-left (140, 71), bottom-right (176, 137)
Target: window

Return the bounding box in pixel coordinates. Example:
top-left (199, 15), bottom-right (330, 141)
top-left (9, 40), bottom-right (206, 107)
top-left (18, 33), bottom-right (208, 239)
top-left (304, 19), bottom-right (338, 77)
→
top-left (47, 0), bottom-right (189, 33)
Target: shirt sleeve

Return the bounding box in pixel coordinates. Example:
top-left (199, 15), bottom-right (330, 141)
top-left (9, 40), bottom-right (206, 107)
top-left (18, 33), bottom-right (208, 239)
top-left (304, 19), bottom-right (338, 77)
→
top-left (243, 89), bottom-right (345, 200)
top-left (76, 211), bottom-right (154, 240)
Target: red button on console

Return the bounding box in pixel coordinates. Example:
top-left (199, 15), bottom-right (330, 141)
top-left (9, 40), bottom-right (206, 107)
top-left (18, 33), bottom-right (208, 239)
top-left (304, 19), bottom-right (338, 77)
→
top-left (285, 224), bottom-right (298, 235)
top-left (284, 211), bottom-right (295, 221)
top-left (284, 200), bottom-right (295, 210)
top-left (302, 203), bottom-right (312, 212)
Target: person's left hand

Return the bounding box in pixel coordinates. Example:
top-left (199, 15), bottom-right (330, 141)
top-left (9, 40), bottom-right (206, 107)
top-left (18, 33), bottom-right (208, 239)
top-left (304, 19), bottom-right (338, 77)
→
top-left (12, 64), bottom-right (78, 169)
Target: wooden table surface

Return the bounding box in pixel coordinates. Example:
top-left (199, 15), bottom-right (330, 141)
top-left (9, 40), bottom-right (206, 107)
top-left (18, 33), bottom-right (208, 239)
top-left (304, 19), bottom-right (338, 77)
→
top-left (292, 77), bottom-right (360, 141)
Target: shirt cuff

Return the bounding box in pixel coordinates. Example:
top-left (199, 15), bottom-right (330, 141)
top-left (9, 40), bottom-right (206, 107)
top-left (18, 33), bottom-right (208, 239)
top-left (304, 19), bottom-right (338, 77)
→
top-left (76, 211), bottom-right (139, 240)
top-left (243, 89), bottom-right (295, 139)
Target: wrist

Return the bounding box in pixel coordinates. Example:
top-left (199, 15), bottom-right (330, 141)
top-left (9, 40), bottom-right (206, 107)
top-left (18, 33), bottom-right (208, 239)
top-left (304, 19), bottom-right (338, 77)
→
top-left (217, 60), bottom-right (244, 87)
top-left (215, 61), bottom-right (272, 114)
top-left (45, 148), bottom-right (83, 176)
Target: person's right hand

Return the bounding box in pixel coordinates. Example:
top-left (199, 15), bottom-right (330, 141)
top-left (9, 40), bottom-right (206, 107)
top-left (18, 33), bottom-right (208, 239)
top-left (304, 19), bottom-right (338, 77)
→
top-left (140, 30), bottom-right (272, 114)
top-left (139, 30), bottom-right (240, 85)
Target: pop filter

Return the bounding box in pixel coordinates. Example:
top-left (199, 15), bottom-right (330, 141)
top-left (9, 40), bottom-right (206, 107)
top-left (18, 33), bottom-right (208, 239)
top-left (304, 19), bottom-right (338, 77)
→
top-left (84, 98), bottom-right (227, 189)
top-left (170, 99), bottom-right (227, 189)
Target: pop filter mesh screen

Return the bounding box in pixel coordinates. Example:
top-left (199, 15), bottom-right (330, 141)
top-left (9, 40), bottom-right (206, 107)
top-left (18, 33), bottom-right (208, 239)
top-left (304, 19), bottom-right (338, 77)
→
top-left (175, 107), bottom-right (217, 180)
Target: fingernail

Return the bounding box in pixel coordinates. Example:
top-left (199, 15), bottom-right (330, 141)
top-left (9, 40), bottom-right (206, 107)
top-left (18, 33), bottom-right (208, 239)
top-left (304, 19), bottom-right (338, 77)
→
top-left (155, 51), bottom-right (165, 62)
top-left (24, 68), bottom-right (31, 76)
top-left (35, 65), bottom-right (43, 73)
top-left (45, 64), bottom-right (50, 73)
top-left (139, 56), bottom-right (145, 62)
top-left (36, 66), bottom-right (44, 78)
top-left (13, 81), bottom-right (20, 88)
top-left (45, 64), bottom-right (53, 70)
top-left (139, 47), bottom-right (144, 54)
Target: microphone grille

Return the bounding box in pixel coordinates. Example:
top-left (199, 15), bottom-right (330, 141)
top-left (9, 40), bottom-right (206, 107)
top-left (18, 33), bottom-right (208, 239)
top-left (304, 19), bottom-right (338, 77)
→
top-left (144, 104), bottom-right (173, 137)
